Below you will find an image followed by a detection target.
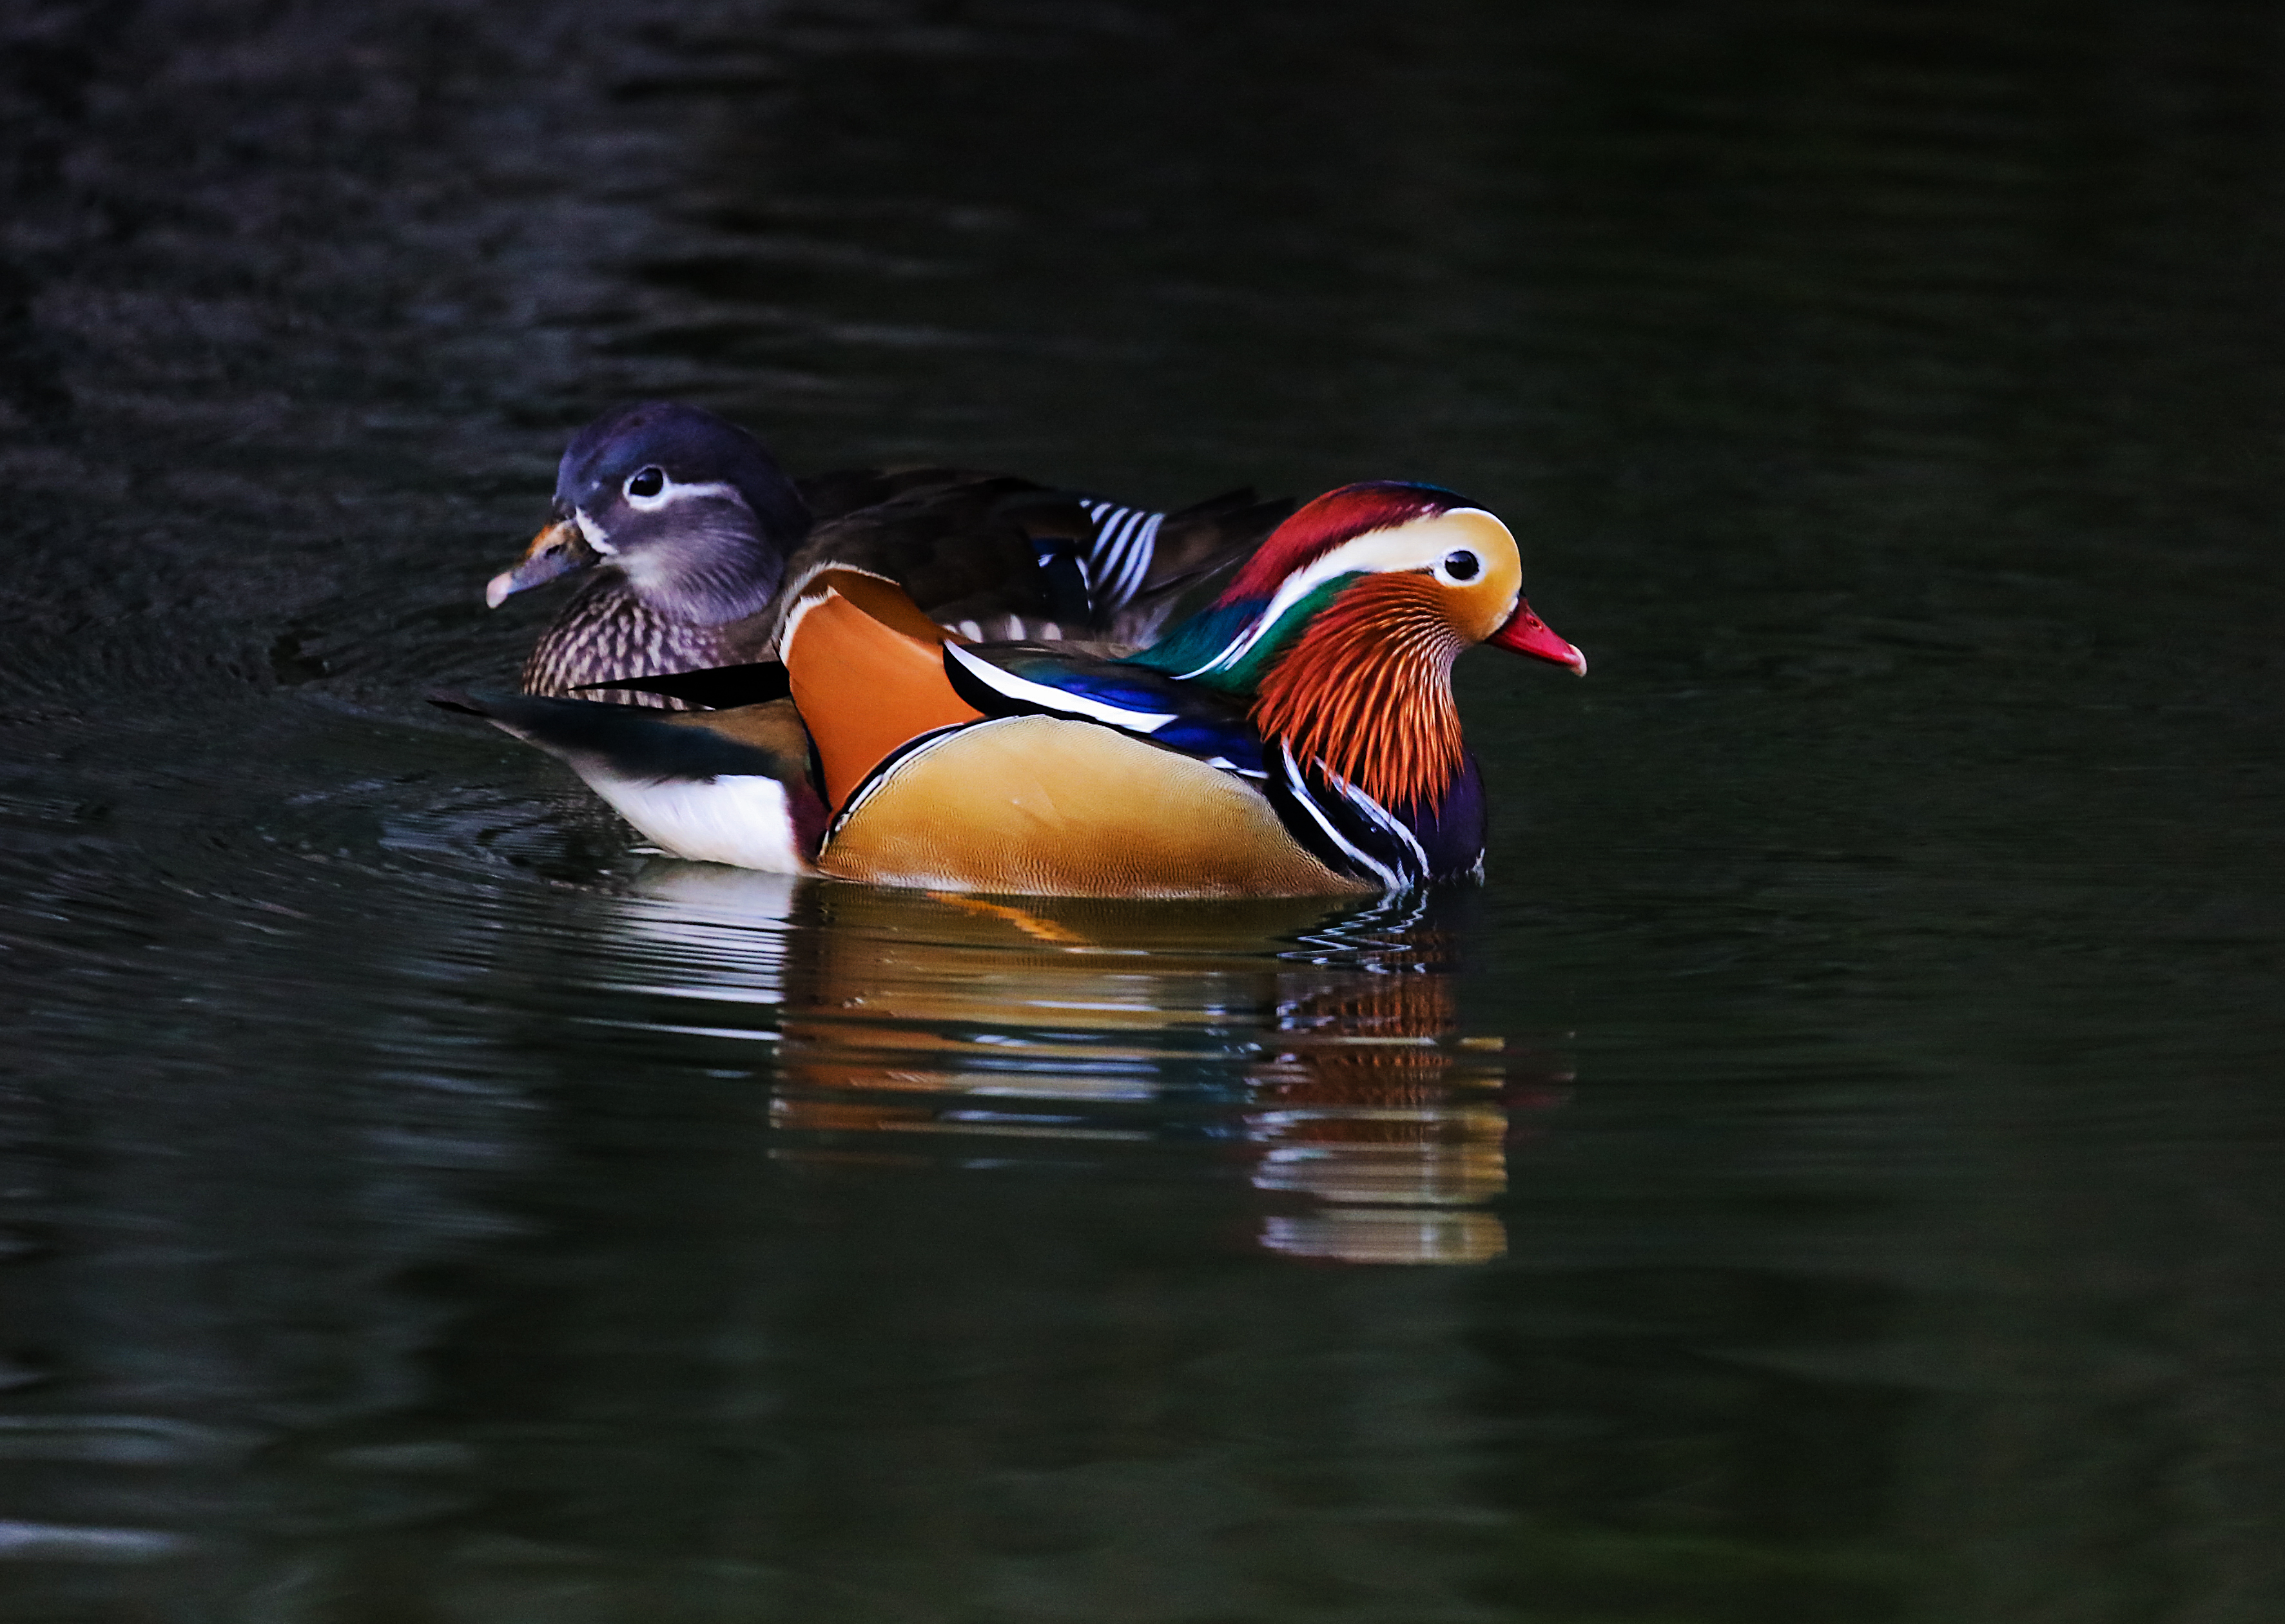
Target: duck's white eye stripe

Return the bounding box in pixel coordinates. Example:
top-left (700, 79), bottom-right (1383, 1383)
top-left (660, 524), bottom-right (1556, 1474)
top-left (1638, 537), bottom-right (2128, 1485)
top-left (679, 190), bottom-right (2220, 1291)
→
top-left (618, 474), bottom-right (749, 514)
top-left (648, 479), bottom-right (744, 506)
top-left (1335, 777), bottom-right (1428, 876)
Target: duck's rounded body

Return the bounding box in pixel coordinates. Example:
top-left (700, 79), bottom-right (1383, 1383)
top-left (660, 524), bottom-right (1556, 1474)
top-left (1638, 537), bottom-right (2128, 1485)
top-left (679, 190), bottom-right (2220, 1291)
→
top-left (487, 403), bottom-right (1292, 705)
top-left (440, 481), bottom-right (1585, 899)
top-left (825, 716), bottom-right (1374, 898)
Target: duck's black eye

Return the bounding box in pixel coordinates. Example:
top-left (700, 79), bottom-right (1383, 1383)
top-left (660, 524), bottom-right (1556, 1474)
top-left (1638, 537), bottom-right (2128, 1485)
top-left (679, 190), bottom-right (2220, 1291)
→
top-left (625, 466), bottom-right (666, 499)
top-left (1442, 549), bottom-right (1481, 581)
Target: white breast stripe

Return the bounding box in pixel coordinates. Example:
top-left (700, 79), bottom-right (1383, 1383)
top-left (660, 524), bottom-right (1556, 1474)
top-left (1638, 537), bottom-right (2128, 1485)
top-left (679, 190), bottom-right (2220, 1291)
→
top-left (1281, 743), bottom-right (1401, 891)
top-left (944, 642), bottom-right (1176, 733)
top-left (1334, 777), bottom-right (1429, 878)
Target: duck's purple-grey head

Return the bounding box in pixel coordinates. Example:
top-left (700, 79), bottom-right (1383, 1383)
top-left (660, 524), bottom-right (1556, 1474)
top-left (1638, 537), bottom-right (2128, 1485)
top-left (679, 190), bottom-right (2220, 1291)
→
top-left (486, 402), bottom-right (812, 626)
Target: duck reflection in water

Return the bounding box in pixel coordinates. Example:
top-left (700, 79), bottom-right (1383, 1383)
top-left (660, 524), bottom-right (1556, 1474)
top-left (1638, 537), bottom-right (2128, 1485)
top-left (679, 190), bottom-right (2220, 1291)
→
top-left (598, 864), bottom-right (1568, 1265)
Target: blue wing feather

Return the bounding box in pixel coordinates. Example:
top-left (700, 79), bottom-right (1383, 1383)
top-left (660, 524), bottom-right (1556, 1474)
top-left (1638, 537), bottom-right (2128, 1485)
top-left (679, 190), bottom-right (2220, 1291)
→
top-left (942, 643), bottom-right (1266, 775)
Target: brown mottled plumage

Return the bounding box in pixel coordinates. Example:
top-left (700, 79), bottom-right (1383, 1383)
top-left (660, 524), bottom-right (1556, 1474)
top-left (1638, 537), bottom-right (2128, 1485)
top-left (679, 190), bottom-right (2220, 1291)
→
top-left (520, 574), bottom-right (753, 710)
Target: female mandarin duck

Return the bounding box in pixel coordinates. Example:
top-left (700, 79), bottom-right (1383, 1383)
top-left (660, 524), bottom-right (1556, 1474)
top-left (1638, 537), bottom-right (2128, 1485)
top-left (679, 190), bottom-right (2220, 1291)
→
top-left (488, 400), bottom-right (1290, 704)
top-left (438, 481), bottom-right (1585, 898)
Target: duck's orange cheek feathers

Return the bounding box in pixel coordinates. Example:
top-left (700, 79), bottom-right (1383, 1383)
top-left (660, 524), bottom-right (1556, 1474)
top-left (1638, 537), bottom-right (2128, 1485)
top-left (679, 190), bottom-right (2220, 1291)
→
top-left (1250, 572), bottom-right (1470, 811)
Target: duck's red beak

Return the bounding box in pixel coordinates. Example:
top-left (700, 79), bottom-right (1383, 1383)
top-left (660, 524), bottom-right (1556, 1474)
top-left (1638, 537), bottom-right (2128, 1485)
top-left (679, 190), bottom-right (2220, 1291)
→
top-left (1489, 599), bottom-right (1587, 675)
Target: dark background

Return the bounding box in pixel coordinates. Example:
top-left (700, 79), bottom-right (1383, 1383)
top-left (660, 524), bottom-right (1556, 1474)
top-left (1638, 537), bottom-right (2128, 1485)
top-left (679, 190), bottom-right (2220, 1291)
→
top-left (3, 1), bottom-right (2283, 1618)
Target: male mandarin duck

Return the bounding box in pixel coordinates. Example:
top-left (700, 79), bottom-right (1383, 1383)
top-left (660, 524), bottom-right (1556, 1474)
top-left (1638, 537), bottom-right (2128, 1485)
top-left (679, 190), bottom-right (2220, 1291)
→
top-left (487, 400), bottom-right (1292, 704)
top-left (437, 481), bottom-right (1585, 898)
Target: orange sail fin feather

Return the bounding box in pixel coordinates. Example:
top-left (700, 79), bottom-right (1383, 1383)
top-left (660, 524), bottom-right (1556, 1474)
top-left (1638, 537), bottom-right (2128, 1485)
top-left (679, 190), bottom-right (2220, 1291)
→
top-left (780, 569), bottom-right (982, 811)
top-left (1252, 572), bottom-right (1469, 812)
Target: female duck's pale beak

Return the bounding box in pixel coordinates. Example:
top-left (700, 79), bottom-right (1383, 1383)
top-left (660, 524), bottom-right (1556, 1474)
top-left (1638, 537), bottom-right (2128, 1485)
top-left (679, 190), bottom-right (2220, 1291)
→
top-left (1488, 598), bottom-right (1588, 675)
top-left (485, 519), bottom-right (596, 608)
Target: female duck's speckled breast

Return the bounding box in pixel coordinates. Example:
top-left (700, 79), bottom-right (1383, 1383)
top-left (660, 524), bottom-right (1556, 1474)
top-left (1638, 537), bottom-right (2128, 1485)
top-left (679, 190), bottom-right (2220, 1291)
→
top-left (518, 573), bottom-right (752, 709)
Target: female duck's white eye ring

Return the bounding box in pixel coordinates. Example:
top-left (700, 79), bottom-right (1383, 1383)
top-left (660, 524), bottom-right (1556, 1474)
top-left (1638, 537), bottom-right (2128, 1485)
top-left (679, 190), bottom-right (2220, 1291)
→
top-left (1437, 549), bottom-right (1482, 583)
top-left (625, 466), bottom-right (668, 503)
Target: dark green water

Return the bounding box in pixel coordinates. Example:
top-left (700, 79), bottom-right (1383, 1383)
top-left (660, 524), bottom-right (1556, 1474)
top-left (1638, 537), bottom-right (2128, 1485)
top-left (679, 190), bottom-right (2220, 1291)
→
top-left (4, 1), bottom-right (2283, 1618)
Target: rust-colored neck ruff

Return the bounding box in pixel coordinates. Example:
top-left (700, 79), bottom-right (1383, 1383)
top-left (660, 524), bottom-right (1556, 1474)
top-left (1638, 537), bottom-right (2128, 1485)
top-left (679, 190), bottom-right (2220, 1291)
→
top-left (1251, 574), bottom-right (1466, 811)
